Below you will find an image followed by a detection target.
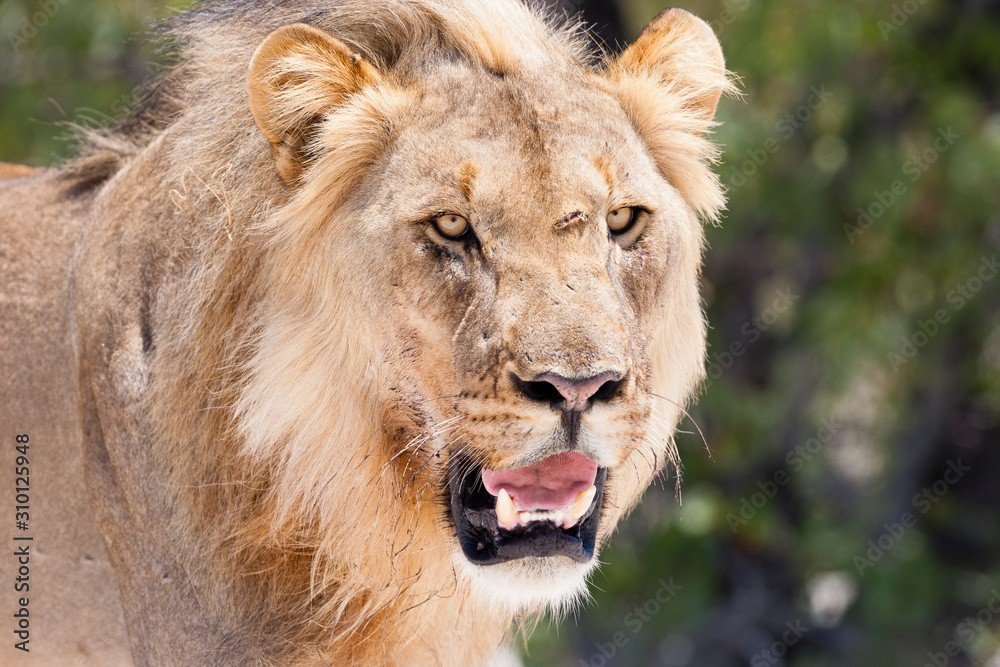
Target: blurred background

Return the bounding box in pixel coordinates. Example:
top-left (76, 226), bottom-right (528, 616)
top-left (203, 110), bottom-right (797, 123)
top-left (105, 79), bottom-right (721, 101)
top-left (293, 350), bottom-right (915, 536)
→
top-left (2, 0), bottom-right (999, 665)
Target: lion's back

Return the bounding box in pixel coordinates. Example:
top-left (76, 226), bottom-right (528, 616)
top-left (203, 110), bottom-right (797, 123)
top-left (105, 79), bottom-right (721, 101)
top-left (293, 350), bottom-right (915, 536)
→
top-left (0, 167), bottom-right (132, 665)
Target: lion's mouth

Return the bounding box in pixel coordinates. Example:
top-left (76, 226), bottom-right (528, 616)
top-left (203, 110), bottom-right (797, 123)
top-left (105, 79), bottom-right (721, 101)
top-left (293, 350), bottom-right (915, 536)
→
top-left (449, 451), bottom-right (606, 565)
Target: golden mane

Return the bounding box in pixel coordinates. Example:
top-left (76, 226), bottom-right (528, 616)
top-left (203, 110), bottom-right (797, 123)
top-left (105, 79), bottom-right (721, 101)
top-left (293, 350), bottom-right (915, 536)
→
top-left (73, 0), bottom-right (591, 179)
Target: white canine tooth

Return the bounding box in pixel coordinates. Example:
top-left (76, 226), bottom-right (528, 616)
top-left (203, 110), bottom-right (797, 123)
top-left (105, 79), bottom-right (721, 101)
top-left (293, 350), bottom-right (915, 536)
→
top-left (496, 489), bottom-right (517, 528)
top-left (569, 485), bottom-right (597, 523)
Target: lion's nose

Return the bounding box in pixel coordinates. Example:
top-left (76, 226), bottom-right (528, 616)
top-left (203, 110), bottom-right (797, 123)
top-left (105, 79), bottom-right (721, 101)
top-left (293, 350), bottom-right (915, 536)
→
top-left (510, 370), bottom-right (624, 413)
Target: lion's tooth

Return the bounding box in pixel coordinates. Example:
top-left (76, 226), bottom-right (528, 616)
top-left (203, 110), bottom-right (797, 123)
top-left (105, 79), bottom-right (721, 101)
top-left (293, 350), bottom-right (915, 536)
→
top-left (496, 488), bottom-right (517, 528)
top-left (569, 485), bottom-right (597, 523)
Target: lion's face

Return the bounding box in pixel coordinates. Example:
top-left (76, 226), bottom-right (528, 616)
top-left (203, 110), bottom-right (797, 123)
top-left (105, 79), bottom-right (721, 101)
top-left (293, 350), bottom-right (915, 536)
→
top-left (245, 9), bottom-right (728, 613)
top-left (348, 70), bottom-right (704, 607)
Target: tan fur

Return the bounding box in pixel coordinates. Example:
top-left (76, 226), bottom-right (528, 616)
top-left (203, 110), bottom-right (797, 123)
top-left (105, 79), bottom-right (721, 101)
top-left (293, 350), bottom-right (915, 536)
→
top-left (0, 161), bottom-right (43, 180)
top-left (0, 1), bottom-right (732, 664)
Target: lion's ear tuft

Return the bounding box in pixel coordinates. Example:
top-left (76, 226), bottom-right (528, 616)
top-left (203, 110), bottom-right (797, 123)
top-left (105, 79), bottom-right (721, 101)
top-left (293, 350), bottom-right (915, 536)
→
top-left (247, 23), bottom-right (382, 183)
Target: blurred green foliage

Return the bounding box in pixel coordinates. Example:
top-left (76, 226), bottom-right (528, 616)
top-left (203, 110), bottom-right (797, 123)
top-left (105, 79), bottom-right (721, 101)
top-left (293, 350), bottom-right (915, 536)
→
top-left (2, 0), bottom-right (999, 665)
top-left (0, 0), bottom-right (187, 165)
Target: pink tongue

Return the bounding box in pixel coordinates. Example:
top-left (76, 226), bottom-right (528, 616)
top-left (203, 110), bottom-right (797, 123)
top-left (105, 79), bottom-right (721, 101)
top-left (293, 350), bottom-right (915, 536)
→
top-left (481, 451), bottom-right (598, 511)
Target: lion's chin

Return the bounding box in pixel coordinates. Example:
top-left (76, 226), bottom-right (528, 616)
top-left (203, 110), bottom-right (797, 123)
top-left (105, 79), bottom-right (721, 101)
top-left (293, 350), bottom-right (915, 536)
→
top-left (454, 551), bottom-right (597, 614)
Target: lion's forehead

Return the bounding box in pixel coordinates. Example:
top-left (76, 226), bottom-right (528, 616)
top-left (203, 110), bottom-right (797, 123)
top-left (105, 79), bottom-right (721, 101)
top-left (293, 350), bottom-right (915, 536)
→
top-left (393, 67), bottom-right (655, 196)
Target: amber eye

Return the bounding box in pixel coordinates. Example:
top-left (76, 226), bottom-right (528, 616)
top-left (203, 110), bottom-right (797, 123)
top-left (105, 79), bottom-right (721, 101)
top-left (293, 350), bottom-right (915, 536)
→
top-left (607, 207), bottom-right (636, 233)
top-left (433, 214), bottom-right (470, 240)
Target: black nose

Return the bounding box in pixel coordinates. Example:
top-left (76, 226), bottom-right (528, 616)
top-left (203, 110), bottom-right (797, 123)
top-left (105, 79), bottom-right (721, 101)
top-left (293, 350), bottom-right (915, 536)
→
top-left (511, 370), bottom-right (624, 412)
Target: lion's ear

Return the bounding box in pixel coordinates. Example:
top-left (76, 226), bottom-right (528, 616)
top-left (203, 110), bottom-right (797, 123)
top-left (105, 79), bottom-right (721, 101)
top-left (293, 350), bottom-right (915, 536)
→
top-left (610, 8), bottom-right (730, 127)
top-left (606, 9), bottom-right (734, 222)
top-left (247, 23), bottom-right (382, 182)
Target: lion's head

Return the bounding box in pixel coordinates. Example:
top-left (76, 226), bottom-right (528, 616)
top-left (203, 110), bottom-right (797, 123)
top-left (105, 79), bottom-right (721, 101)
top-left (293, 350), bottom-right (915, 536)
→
top-left (74, 0), bottom-right (738, 660)
top-left (228, 1), bottom-right (730, 614)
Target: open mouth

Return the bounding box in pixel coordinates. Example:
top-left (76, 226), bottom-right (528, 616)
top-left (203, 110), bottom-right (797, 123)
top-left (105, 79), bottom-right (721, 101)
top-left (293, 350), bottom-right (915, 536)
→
top-left (449, 451), bottom-right (607, 565)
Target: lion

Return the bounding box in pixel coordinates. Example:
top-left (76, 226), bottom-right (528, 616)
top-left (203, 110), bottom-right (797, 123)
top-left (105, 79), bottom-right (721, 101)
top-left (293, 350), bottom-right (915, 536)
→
top-left (0, 0), bottom-right (732, 664)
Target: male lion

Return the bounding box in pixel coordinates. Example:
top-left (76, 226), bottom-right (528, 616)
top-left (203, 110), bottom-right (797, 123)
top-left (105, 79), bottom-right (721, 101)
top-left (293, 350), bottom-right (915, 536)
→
top-left (0, 0), bottom-right (731, 664)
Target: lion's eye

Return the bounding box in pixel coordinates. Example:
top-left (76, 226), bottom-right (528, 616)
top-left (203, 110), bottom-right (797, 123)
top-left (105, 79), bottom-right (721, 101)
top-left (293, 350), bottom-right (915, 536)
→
top-left (607, 207), bottom-right (636, 233)
top-left (433, 214), bottom-right (470, 240)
